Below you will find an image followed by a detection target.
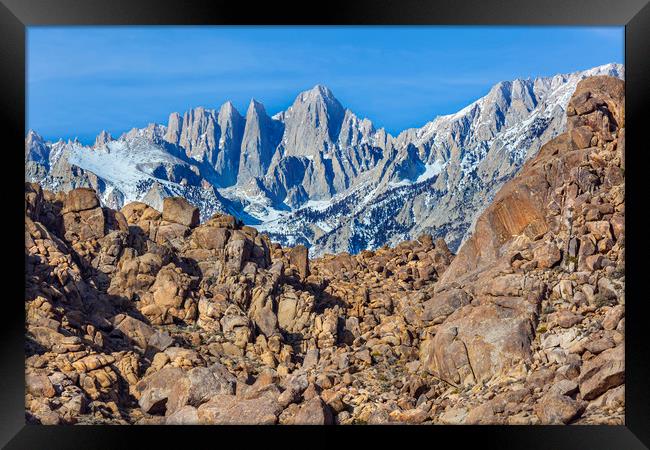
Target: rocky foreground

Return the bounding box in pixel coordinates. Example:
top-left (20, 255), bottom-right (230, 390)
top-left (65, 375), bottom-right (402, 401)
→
top-left (25, 76), bottom-right (625, 425)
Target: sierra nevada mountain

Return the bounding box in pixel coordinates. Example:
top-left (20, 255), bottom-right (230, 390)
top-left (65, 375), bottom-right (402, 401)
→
top-left (25, 74), bottom-right (626, 425)
top-left (25, 63), bottom-right (624, 256)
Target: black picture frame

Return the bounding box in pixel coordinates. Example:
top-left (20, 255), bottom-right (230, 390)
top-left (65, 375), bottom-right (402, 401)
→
top-left (3, 0), bottom-right (649, 447)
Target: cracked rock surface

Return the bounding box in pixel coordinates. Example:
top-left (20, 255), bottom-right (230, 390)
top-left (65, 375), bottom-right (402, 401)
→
top-left (25, 76), bottom-right (624, 425)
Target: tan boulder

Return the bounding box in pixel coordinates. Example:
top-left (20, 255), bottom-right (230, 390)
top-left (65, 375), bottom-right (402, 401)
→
top-left (134, 366), bottom-right (185, 414)
top-left (579, 345), bottom-right (624, 400)
top-left (162, 197), bottom-right (199, 228)
top-left (534, 392), bottom-right (585, 424)
top-left (72, 354), bottom-right (115, 373)
top-left (602, 305), bottom-right (624, 330)
top-left (62, 207), bottom-right (105, 242)
top-left (165, 364), bottom-right (236, 415)
top-left (548, 310), bottom-right (584, 329)
top-left (154, 221), bottom-right (190, 245)
top-left (464, 403), bottom-right (501, 425)
top-left (204, 213), bottom-right (237, 229)
top-left (25, 182), bottom-right (43, 219)
top-left (421, 301), bottom-right (536, 387)
top-left (113, 353), bottom-right (140, 386)
top-left (108, 252), bottom-right (162, 299)
top-left (64, 188), bottom-right (99, 213)
top-left (224, 235), bottom-right (251, 272)
top-left (280, 397), bottom-right (333, 425)
top-left (121, 201), bottom-right (162, 235)
top-left (165, 405), bottom-right (199, 425)
top-left (196, 392), bottom-right (282, 425)
top-left (533, 242), bottom-right (562, 269)
top-left (26, 372), bottom-right (56, 398)
top-left (122, 201), bottom-right (162, 223)
top-left (27, 326), bottom-right (66, 352)
top-left (421, 288), bottom-right (471, 324)
top-left (570, 126), bottom-right (594, 149)
top-left (389, 408), bottom-right (428, 424)
top-left (289, 245), bottom-right (310, 279)
top-left (192, 226), bottom-right (230, 250)
top-left (277, 297), bottom-right (298, 330)
top-left (113, 314), bottom-right (155, 350)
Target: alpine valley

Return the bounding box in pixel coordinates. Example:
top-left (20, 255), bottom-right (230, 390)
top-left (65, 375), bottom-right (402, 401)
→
top-left (25, 63), bottom-right (623, 256)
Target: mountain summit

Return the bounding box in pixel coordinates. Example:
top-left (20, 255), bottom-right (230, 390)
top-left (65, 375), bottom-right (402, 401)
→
top-left (24, 74), bottom-right (625, 425)
top-left (25, 63), bottom-right (624, 256)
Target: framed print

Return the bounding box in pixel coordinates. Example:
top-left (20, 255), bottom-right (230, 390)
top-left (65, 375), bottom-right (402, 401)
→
top-left (2, 0), bottom-right (649, 447)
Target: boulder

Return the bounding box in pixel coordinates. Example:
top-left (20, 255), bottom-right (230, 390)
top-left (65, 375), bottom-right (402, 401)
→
top-left (64, 188), bottom-right (99, 213)
top-left (421, 288), bottom-right (471, 324)
top-left (389, 408), bottom-right (429, 424)
top-left (534, 393), bottom-right (585, 424)
top-left (162, 197), bottom-right (199, 228)
top-left (192, 226), bottom-right (229, 250)
top-left (165, 405), bottom-right (199, 425)
top-left (282, 397), bottom-right (333, 425)
top-left (548, 310), bottom-right (584, 329)
top-left (25, 182), bottom-right (43, 219)
top-left (166, 364), bottom-right (236, 414)
top-left (570, 126), bottom-right (594, 150)
top-left (533, 242), bottom-right (562, 269)
top-left (113, 314), bottom-right (155, 350)
top-left (155, 222), bottom-right (190, 245)
top-left (150, 265), bottom-right (188, 310)
top-left (579, 345), bottom-right (624, 400)
top-left (289, 245), bottom-right (310, 279)
top-left (225, 236), bottom-right (251, 272)
top-left (62, 207), bottom-right (106, 242)
top-left (277, 297), bottom-right (298, 330)
top-left (602, 305), bottom-right (624, 330)
top-left (204, 214), bottom-right (237, 229)
top-left (421, 301), bottom-right (536, 386)
top-left (134, 367), bottom-right (185, 415)
top-left (26, 372), bottom-right (56, 398)
top-left (278, 372), bottom-right (309, 407)
top-left (196, 392), bottom-right (282, 425)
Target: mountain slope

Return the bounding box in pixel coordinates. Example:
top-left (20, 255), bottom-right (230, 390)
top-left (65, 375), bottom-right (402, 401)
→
top-left (24, 74), bottom-right (625, 426)
top-left (25, 63), bottom-right (624, 256)
top-left (263, 63), bottom-right (624, 255)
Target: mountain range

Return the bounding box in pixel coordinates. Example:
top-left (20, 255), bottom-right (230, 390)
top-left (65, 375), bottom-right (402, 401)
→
top-left (25, 63), bottom-right (624, 256)
top-left (25, 73), bottom-right (626, 425)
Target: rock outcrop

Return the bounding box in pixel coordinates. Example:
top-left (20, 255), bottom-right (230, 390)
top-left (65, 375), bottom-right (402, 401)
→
top-left (25, 75), bottom-right (624, 426)
top-left (423, 75), bottom-right (625, 424)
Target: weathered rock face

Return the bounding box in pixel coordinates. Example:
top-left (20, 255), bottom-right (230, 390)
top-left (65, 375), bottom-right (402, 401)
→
top-left (289, 245), bottom-right (310, 279)
top-left (24, 76), bottom-right (624, 426)
top-left (162, 197), bottom-right (200, 228)
top-left (64, 187), bottom-right (100, 213)
top-left (422, 75), bottom-right (625, 424)
top-left (238, 100), bottom-right (283, 185)
top-left (421, 296), bottom-right (538, 387)
top-left (578, 345), bottom-right (624, 401)
top-left (440, 76), bottom-right (624, 286)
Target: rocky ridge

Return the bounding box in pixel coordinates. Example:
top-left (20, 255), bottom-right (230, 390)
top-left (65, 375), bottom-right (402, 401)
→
top-left (26, 64), bottom-right (624, 257)
top-left (25, 76), bottom-right (624, 425)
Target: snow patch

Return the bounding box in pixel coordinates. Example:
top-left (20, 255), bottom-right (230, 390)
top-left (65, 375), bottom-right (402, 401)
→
top-left (415, 160), bottom-right (445, 183)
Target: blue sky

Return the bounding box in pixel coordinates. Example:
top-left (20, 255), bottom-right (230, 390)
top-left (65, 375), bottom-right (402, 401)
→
top-left (27, 26), bottom-right (623, 144)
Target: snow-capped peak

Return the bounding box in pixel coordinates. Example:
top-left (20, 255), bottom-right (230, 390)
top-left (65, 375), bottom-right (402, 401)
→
top-left (25, 63), bottom-right (624, 258)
